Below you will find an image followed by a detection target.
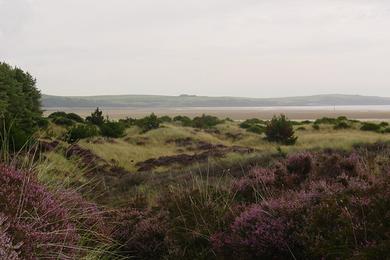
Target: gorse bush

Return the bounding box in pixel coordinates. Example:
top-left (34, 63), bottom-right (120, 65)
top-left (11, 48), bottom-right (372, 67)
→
top-left (0, 62), bottom-right (42, 150)
top-left (265, 115), bottom-right (297, 145)
top-left (66, 124), bottom-right (99, 143)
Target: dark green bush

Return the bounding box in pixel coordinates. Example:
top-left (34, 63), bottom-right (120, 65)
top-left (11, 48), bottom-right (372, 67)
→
top-left (361, 122), bottom-right (381, 132)
top-left (379, 122), bottom-right (389, 127)
top-left (52, 116), bottom-right (74, 126)
top-left (173, 115), bottom-right (193, 127)
top-left (158, 116), bottom-right (172, 123)
top-left (136, 113), bottom-right (160, 132)
top-left (192, 114), bottom-right (222, 129)
top-left (265, 115), bottom-right (297, 145)
top-left (314, 117), bottom-right (339, 125)
top-left (119, 117), bottom-right (137, 127)
top-left (66, 113), bottom-right (84, 123)
top-left (247, 124), bottom-right (265, 134)
top-left (37, 118), bottom-right (49, 128)
top-left (48, 111), bottom-right (68, 119)
top-left (100, 121), bottom-right (125, 138)
top-left (66, 124), bottom-right (99, 143)
top-left (333, 121), bottom-right (351, 129)
top-left (239, 118), bottom-right (265, 129)
top-left (86, 107), bottom-right (104, 126)
top-left (312, 124), bottom-right (320, 130)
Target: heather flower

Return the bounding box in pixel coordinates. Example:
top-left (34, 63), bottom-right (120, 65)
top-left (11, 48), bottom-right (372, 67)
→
top-left (0, 164), bottom-right (79, 259)
top-left (287, 152), bottom-right (313, 177)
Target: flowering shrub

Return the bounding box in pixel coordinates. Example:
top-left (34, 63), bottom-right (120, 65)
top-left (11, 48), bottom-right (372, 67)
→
top-left (111, 208), bottom-right (169, 259)
top-left (232, 168), bottom-right (276, 202)
top-left (0, 214), bottom-right (20, 260)
top-left (0, 164), bottom-right (79, 259)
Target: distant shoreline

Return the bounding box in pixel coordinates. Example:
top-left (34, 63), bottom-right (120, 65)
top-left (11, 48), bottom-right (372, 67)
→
top-left (43, 106), bottom-right (390, 120)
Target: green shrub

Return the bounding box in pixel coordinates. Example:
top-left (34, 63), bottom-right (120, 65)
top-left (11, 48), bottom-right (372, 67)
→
top-left (66, 124), bottom-right (99, 143)
top-left (314, 117), bottom-right (339, 125)
top-left (240, 118), bottom-right (265, 129)
top-left (158, 116), bottom-right (172, 123)
top-left (136, 113), bottom-right (160, 132)
top-left (52, 116), bottom-right (74, 126)
top-left (66, 113), bottom-right (84, 123)
top-left (192, 114), bottom-right (222, 129)
top-left (247, 124), bottom-right (265, 134)
top-left (173, 115), bottom-right (193, 127)
top-left (119, 117), bottom-right (137, 127)
top-left (361, 122), bottom-right (381, 132)
top-left (382, 128), bottom-right (390, 133)
top-left (48, 111), bottom-right (68, 119)
top-left (265, 115), bottom-right (297, 145)
top-left (86, 107), bottom-right (104, 126)
top-left (312, 124), bottom-right (320, 130)
top-left (333, 121), bottom-right (351, 129)
top-left (37, 118), bottom-right (49, 128)
top-left (100, 121), bottom-right (125, 138)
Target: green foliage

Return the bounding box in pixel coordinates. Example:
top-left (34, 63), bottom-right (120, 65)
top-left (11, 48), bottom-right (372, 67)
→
top-left (100, 121), bottom-right (126, 138)
top-left (119, 117), bottom-right (137, 127)
top-left (86, 107), bottom-right (104, 126)
top-left (312, 123), bottom-right (320, 130)
top-left (192, 114), bottom-right (222, 129)
top-left (265, 115), bottom-right (297, 145)
top-left (66, 113), bottom-right (84, 123)
top-left (333, 121), bottom-right (351, 130)
top-left (361, 122), bottom-right (381, 132)
top-left (173, 115), bottom-right (193, 126)
top-left (48, 111), bottom-right (67, 119)
top-left (158, 115), bottom-right (172, 123)
top-left (239, 118), bottom-right (265, 129)
top-left (314, 117), bottom-right (339, 125)
top-left (247, 124), bottom-right (265, 134)
top-left (0, 62), bottom-right (42, 149)
top-left (52, 116), bottom-right (74, 126)
top-left (66, 124), bottom-right (99, 143)
top-left (136, 113), bottom-right (160, 132)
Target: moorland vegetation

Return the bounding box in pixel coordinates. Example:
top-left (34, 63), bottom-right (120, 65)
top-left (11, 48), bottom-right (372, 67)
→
top-left (1, 63), bottom-right (390, 259)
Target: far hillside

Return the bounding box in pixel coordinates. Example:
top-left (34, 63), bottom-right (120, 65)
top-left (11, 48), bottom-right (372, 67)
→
top-left (42, 94), bottom-right (390, 108)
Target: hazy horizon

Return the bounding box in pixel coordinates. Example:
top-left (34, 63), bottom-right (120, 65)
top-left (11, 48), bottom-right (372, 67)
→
top-left (1, 0), bottom-right (390, 97)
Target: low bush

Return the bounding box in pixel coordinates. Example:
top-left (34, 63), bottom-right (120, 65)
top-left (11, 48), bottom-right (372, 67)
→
top-left (119, 117), bottom-right (137, 127)
top-left (136, 113), bottom-right (160, 132)
top-left (173, 115), bottom-right (193, 126)
top-left (158, 115), bottom-right (172, 123)
top-left (66, 112), bottom-right (84, 123)
top-left (361, 122), bottom-right (381, 132)
top-left (100, 121), bottom-right (125, 138)
top-left (312, 123), bottom-right (320, 130)
top-left (52, 116), bottom-right (74, 126)
top-left (334, 120), bottom-right (351, 129)
top-left (192, 114), bottom-right (222, 129)
top-left (239, 118), bottom-right (265, 129)
top-left (265, 115), bottom-right (297, 145)
top-left (66, 124), bottom-right (99, 143)
top-left (247, 124), bottom-right (265, 134)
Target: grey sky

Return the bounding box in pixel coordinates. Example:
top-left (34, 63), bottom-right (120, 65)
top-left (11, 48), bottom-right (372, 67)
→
top-left (1, 0), bottom-right (389, 97)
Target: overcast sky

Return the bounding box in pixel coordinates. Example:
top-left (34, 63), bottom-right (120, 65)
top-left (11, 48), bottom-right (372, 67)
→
top-left (1, 0), bottom-right (390, 97)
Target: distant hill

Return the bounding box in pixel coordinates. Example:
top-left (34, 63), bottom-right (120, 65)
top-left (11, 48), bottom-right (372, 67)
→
top-left (41, 94), bottom-right (390, 108)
